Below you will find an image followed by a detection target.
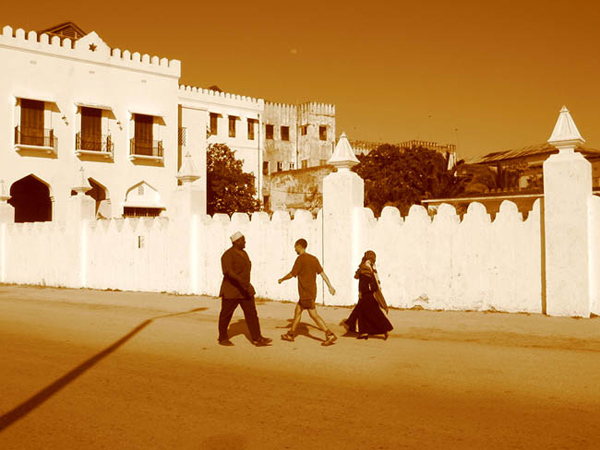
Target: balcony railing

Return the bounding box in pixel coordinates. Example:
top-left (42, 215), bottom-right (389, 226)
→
top-left (76, 133), bottom-right (113, 155)
top-left (130, 138), bottom-right (163, 158)
top-left (14, 126), bottom-right (57, 150)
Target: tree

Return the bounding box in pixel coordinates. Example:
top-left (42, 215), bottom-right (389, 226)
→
top-left (207, 143), bottom-right (260, 215)
top-left (352, 145), bottom-right (465, 216)
top-left (460, 162), bottom-right (527, 194)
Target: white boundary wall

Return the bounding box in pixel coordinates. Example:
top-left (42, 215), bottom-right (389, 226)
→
top-left (363, 202), bottom-right (542, 313)
top-left (0, 199), bottom-right (548, 314)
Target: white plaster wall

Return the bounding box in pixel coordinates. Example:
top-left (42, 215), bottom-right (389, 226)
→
top-left (0, 26), bottom-right (181, 221)
top-left (589, 195), bottom-right (600, 315)
top-left (363, 201), bottom-right (543, 313)
top-left (194, 209), bottom-right (323, 302)
top-left (0, 199), bottom-right (544, 313)
top-left (2, 222), bottom-right (80, 287)
top-left (84, 217), bottom-right (190, 293)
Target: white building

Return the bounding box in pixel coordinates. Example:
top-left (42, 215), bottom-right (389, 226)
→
top-left (179, 86), bottom-right (264, 198)
top-left (0, 22), bottom-right (184, 221)
top-left (0, 22), bottom-right (335, 222)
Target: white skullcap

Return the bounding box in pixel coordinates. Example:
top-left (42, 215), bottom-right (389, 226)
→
top-left (230, 231), bottom-right (244, 242)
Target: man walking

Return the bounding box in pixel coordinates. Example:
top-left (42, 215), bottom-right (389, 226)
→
top-left (218, 231), bottom-right (272, 347)
top-left (278, 238), bottom-right (337, 346)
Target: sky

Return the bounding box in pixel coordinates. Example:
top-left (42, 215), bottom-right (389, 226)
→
top-left (4, 0), bottom-right (600, 160)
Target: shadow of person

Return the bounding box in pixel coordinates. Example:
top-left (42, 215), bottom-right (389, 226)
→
top-left (0, 306), bottom-right (208, 432)
top-left (279, 319), bottom-right (324, 342)
top-left (227, 319), bottom-right (253, 343)
top-left (341, 330), bottom-right (359, 338)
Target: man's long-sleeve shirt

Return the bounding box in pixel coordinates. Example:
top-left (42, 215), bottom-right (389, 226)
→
top-left (219, 246), bottom-right (255, 299)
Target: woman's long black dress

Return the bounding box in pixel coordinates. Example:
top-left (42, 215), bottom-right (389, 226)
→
top-left (346, 272), bottom-right (393, 335)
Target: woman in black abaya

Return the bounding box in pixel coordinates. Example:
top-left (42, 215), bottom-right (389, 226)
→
top-left (342, 250), bottom-right (393, 340)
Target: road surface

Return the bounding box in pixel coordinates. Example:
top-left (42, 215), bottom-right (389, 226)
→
top-left (1, 285), bottom-right (600, 449)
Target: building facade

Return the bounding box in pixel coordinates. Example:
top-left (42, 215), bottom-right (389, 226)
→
top-left (0, 23), bottom-right (182, 222)
top-left (1, 22), bottom-right (336, 222)
top-left (262, 102), bottom-right (335, 174)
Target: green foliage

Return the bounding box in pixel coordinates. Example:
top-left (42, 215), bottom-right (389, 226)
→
top-left (352, 145), bottom-right (465, 216)
top-left (460, 162), bottom-right (527, 193)
top-left (207, 143), bottom-right (260, 215)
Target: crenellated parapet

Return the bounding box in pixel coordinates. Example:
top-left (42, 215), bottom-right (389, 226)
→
top-left (0, 25), bottom-right (181, 77)
top-left (264, 102), bottom-right (336, 118)
top-left (178, 84), bottom-right (264, 110)
top-left (298, 102), bottom-right (336, 117)
top-left (264, 102), bottom-right (298, 115)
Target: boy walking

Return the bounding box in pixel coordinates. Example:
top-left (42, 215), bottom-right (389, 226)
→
top-left (278, 239), bottom-right (337, 346)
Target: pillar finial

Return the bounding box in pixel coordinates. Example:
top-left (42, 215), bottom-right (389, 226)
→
top-left (72, 167), bottom-right (92, 195)
top-left (548, 105), bottom-right (585, 152)
top-left (177, 152), bottom-right (201, 184)
top-left (328, 132), bottom-right (360, 171)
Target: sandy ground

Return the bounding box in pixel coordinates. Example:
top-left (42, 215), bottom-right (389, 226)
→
top-left (1, 285), bottom-right (600, 449)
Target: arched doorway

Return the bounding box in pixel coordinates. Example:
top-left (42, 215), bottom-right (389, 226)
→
top-left (9, 175), bottom-right (52, 222)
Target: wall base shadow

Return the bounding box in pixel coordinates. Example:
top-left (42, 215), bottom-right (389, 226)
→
top-left (0, 307), bottom-right (207, 432)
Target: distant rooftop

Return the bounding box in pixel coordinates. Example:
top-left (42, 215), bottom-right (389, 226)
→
top-left (38, 22), bottom-right (87, 41)
top-left (349, 139), bottom-right (456, 156)
top-left (476, 142), bottom-right (600, 164)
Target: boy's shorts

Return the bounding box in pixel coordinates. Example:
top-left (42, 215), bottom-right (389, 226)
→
top-left (298, 299), bottom-right (316, 310)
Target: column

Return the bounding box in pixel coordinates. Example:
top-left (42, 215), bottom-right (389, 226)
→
top-left (0, 180), bottom-right (14, 283)
top-left (173, 152), bottom-right (203, 294)
top-left (322, 133), bottom-right (364, 305)
top-left (68, 168), bottom-right (96, 288)
top-left (543, 106), bottom-right (592, 317)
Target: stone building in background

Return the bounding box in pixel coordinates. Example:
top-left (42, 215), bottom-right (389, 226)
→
top-left (262, 102), bottom-right (335, 173)
top-left (261, 102), bottom-right (335, 211)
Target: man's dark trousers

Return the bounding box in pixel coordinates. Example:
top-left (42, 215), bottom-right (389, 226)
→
top-left (218, 297), bottom-right (262, 342)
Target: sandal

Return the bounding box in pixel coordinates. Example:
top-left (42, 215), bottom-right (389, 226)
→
top-left (281, 332), bottom-right (295, 342)
top-left (321, 332), bottom-right (337, 346)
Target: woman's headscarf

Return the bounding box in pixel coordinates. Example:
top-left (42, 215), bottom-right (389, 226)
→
top-left (354, 250), bottom-right (377, 279)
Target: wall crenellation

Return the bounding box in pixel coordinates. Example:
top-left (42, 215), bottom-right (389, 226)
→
top-left (297, 102), bottom-right (336, 116)
top-left (374, 200), bottom-right (536, 226)
top-left (1, 25), bottom-right (181, 75)
top-left (178, 84), bottom-right (265, 107)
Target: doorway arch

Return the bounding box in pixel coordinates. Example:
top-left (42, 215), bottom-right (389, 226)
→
top-left (9, 175), bottom-right (52, 222)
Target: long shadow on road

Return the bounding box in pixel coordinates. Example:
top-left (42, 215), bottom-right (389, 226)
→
top-left (0, 307), bottom-right (207, 432)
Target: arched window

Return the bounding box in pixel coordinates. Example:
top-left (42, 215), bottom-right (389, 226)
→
top-left (123, 182), bottom-right (164, 217)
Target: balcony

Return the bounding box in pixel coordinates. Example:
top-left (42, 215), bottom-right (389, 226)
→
top-left (14, 126), bottom-right (57, 154)
top-left (75, 133), bottom-right (114, 159)
top-left (129, 138), bottom-right (163, 163)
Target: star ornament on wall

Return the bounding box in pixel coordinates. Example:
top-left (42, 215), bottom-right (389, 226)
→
top-left (89, 43), bottom-right (97, 52)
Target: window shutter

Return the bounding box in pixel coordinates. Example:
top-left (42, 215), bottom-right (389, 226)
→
top-left (81, 107), bottom-right (102, 150)
top-left (135, 114), bottom-right (153, 155)
top-left (21, 99), bottom-right (44, 145)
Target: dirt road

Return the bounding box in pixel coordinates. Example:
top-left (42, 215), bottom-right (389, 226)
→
top-left (1, 285), bottom-right (600, 449)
